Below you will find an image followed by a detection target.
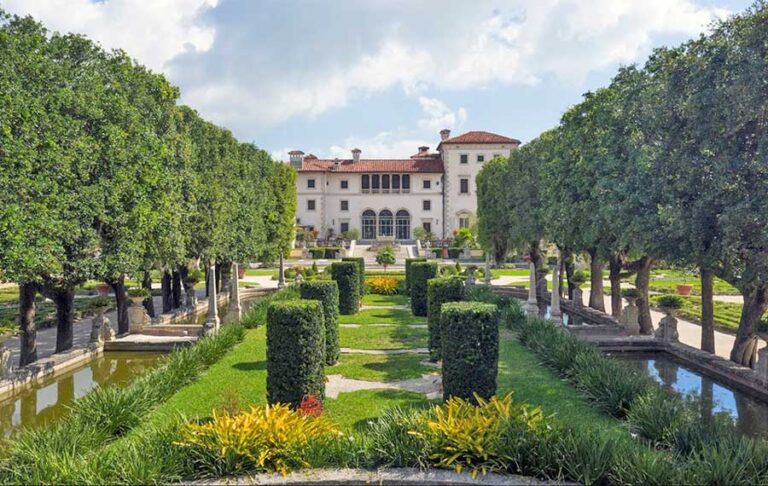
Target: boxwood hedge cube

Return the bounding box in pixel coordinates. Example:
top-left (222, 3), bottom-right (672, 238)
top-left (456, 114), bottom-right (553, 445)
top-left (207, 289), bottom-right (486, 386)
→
top-left (409, 261), bottom-right (438, 316)
top-left (300, 280), bottom-right (340, 365)
top-left (341, 257), bottom-right (365, 295)
top-left (405, 257), bottom-right (427, 292)
top-left (331, 261), bottom-right (360, 314)
top-left (266, 300), bottom-right (326, 407)
top-left (440, 301), bottom-right (499, 402)
top-left (427, 277), bottom-right (464, 362)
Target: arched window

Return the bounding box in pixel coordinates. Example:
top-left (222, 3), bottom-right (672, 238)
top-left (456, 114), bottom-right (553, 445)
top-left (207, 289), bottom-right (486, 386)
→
top-left (362, 210), bottom-right (376, 240)
top-left (402, 174), bottom-right (410, 192)
top-left (378, 209), bottom-right (393, 237)
top-left (395, 210), bottom-right (411, 240)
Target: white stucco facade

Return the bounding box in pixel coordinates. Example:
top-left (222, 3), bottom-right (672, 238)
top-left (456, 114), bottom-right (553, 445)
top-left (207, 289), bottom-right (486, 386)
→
top-left (291, 130), bottom-right (520, 241)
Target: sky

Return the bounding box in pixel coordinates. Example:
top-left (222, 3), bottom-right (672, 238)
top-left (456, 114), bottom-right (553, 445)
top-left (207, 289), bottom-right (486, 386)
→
top-left (2, 0), bottom-right (755, 160)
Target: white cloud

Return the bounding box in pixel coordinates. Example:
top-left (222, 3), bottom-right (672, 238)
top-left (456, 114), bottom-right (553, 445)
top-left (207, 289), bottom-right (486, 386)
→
top-left (417, 97), bottom-right (467, 132)
top-left (3, 0), bottom-right (218, 71)
top-left (328, 131), bottom-right (432, 160)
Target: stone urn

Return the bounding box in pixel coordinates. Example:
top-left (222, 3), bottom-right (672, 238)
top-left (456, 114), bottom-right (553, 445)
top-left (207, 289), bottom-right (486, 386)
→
top-left (655, 307), bottom-right (680, 342)
top-left (127, 291), bottom-right (150, 334)
top-left (94, 283), bottom-right (111, 296)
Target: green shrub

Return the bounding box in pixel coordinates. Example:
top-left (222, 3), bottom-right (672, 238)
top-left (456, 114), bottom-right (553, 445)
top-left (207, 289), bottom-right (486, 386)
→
top-left (324, 247), bottom-right (343, 259)
top-left (570, 269), bottom-right (589, 285)
top-left (240, 286), bottom-right (300, 329)
top-left (300, 281), bottom-right (340, 365)
top-left (656, 294), bottom-right (684, 309)
top-left (621, 287), bottom-right (642, 299)
top-left (365, 407), bottom-right (428, 468)
top-left (684, 436), bottom-right (767, 485)
top-left (555, 426), bottom-right (625, 485)
top-left (440, 302), bottom-right (498, 402)
top-left (341, 257), bottom-right (365, 295)
top-left (309, 248), bottom-right (325, 259)
top-left (266, 301), bottom-right (326, 406)
top-left (610, 447), bottom-right (685, 486)
top-left (404, 258), bottom-right (426, 291)
top-left (426, 277), bottom-right (464, 362)
top-left (499, 300), bottom-right (526, 330)
top-left (331, 262), bottom-right (360, 314)
top-left (409, 262), bottom-right (438, 316)
top-left (627, 390), bottom-right (690, 446)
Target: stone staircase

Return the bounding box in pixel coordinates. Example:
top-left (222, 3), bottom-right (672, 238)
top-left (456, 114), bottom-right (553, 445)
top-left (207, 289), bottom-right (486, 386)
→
top-left (353, 244), bottom-right (411, 265)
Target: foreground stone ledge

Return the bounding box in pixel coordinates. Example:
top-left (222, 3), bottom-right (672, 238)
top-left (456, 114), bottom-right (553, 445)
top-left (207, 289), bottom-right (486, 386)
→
top-left (194, 467), bottom-right (558, 485)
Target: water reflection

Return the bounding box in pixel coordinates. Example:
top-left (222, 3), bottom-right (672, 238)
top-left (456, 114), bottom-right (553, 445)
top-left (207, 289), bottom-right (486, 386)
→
top-left (0, 352), bottom-right (164, 437)
top-left (617, 354), bottom-right (768, 439)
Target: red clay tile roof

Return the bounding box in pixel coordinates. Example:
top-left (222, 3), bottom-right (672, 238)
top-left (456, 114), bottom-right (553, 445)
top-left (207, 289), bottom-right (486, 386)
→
top-left (298, 158), bottom-right (444, 173)
top-left (438, 130), bottom-right (521, 148)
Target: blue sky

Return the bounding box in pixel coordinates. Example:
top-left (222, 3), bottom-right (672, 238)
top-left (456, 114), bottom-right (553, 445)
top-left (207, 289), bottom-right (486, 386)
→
top-left (4, 0), bottom-right (755, 159)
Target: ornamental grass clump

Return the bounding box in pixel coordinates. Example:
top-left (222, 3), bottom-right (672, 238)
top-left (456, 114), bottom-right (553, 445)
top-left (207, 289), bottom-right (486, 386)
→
top-left (300, 281), bottom-right (340, 365)
top-left (426, 277), bottom-right (464, 361)
top-left (627, 389), bottom-right (691, 447)
top-left (176, 404), bottom-right (341, 478)
top-left (409, 261), bottom-right (438, 316)
top-left (365, 407), bottom-right (430, 468)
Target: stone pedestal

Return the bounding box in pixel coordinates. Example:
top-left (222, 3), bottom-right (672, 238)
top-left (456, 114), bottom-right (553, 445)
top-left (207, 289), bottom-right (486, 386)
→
top-left (278, 254), bottom-right (286, 289)
top-left (204, 261), bottom-right (220, 335)
top-left (524, 262), bottom-right (538, 316)
top-left (185, 286), bottom-right (198, 311)
top-left (620, 298), bottom-right (640, 335)
top-left (757, 346), bottom-right (768, 385)
top-left (100, 317), bottom-right (115, 342)
top-left (654, 312), bottom-right (679, 342)
top-left (0, 344), bottom-right (12, 380)
top-left (90, 310), bottom-right (107, 345)
top-left (484, 253), bottom-right (491, 285)
top-left (571, 286), bottom-right (584, 326)
top-left (224, 263), bottom-right (242, 324)
top-left (550, 260), bottom-right (563, 326)
top-left (461, 245), bottom-right (471, 260)
top-left (128, 301), bottom-right (149, 334)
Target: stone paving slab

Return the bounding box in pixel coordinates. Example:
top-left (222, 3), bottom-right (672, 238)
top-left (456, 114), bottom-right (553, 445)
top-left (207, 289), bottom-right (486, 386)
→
top-left (341, 347), bottom-right (428, 355)
top-left (340, 324), bottom-right (427, 329)
top-left (326, 373), bottom-right (441, 399)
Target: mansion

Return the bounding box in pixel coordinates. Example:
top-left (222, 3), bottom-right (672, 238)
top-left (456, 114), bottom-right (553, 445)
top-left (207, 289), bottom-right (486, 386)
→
top-left (289, 129), bottom-right (520, 241)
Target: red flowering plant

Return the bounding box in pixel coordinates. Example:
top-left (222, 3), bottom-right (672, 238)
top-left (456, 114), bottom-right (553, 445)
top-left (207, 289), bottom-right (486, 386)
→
top-left (298, 394), bottom-right (323, 417)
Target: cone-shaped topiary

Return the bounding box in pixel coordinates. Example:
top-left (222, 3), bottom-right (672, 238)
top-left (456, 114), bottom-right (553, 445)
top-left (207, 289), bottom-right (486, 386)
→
top-left (410, 262), bottom-right (438, 316)
top-left (266, 300), bottom-right (326, 407)
top-left (300, 281), bottom-right (340, 365)
top-left (427, 277), bottom-right (464, 362)
top-left (331, 261), bottom-right (360, 314)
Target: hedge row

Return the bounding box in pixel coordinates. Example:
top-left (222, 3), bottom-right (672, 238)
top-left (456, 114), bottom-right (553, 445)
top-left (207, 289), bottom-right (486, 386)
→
top-left (404, 257), bottom-right (426, 292)
top-left (266, 300), bottom-right (326, 407)
top-left (309, 247), bottom-right (344, 259)
top-left (409, 262), bottom-right (438, 316)
top-left (300, 281), bottom-right (340, 365)
top-left (341, 257), bottom-right (365, 296)
top-left (426, 277), bottom-right (464, 361)
top-left (440, 302), bottom-right (499, 402)
top-left (331, 261), bottom-right (360, 314)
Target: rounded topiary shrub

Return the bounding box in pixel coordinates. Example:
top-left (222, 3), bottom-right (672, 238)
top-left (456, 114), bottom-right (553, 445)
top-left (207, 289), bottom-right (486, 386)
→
top-left (266, 300), bottom-right (326, 407)
top-left (410, 262), bottom-right (438, 317)
top-left (440, 301), bottom-right (499, 402)
top-left (300, 281), bottom-right (340, 365)
top-left (342, 257), bottom-right (365, 295)
top-left (405, 258), bottom-right (427, 292)
top-left (331, 261), bottom-right (360, 314)
top-left (427, 277), bottom-right (464, 362)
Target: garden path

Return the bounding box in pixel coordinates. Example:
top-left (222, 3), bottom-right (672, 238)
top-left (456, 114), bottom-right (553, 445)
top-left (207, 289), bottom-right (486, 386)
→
top-left (325, 373), bottom-right (441, 399)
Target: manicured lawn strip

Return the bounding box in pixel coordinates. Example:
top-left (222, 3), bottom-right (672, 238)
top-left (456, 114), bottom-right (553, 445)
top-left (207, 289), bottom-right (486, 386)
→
top-left (497, 334), bottom-right (627, 439)
top-left (339, 325), bottom-right (427, 350)
top-left (362, 294), bottom-right (409, 306)
top-left (490, 268), bottom-right (529, 277)
top-left (329, 353), bottom-right (432, 381)
top-left (244, 268), bottom-right (279, 277)
top-left (338, 308), bottom-right (426, 325)
top-left (325, 389), bottom-right (432, 432)
top-left (636, 269), bottom-right (740, 296)
top-left (649, 294), bottom-right (756, 332)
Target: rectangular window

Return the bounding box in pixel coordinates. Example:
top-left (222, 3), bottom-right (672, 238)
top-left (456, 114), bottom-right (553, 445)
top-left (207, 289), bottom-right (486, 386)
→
top-left (341, 180), bottom-right (348, 189)
top-left (361, 175), bottom-right (370, 192)
top-left (460, 154), bottom-right (468, 164)
top-left (423, 180), bottom-right (431, 189)
top-left (459, 216), bottom-right (470, 228)
top-left (307, 200), bottom-right (316, 211)
top-left (460, 178), bottom-right (469, 194)
top-left (477, 155), bottom-right (484, 163)
top-left (423, 200), bottom-right (431, 211)
top-left (422, 222), bottom-right (432, 233)
top-left (392, 174), bottom-right (400, 190)
top-left (372, 174), bottom-right (380, 192)
top-left (382, 174), bottom-right (390, 191)
top-left (307, 179), bottom-right (316, 189)
top-left (340, 222), bottom-right (349, 234)
top-left (402, 174), bottom-right (410, 191)
top-left (340, 200), bottom-right (349, 211)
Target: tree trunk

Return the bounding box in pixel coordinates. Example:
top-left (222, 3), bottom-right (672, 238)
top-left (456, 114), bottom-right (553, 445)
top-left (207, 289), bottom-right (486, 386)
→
top-left (588, 249), bottom-right (606, 312)
top-left (609, 254), bottom-right (623, 318)
top-left (18, 282), bottom-right (38, 366)
top-left (161, 270), bottom-right (172, 313)
top-left (563, 252), bottom-right (576, 300)
top-left (172, 270), bottom-right (182, 309)
top-left (700, 267), bottom-right (716, 354)
top-left (529, 244), bottom-right (548, 316)
top-left (142, 271), bottom-right (155, 318)
top-left (730, 285), bottom-right (768, 366)
top-left (49, 287), bottom-right (75, 353)
top-left (109, 275), bottom-right (129, 335)
top-left (634, 257), bottom-right (655, 335)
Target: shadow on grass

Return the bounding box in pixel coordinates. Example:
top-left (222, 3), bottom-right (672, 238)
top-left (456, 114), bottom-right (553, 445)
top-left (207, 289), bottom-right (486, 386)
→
top-left (346, 389), bottom-right (434, 433)
top-left (232, 360), bottom-right (267, 371)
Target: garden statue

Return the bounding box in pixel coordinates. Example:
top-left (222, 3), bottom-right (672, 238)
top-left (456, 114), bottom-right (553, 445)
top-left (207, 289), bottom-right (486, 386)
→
top-left (620, 299), bottom-right (640, 335)
top-left (465, 266), bottom-right (476, 285)
top-left (550, 259), bottom-right (563, 326)
top-left (524, 261), bottom-right (538, 315)
top-left (462, 243), bottom-right (471, 260)
top-left (294, 272), bottom-right (303, 285)
top-left (0, 343), bottom-right (12, 379)
top-left (655, 312), bottom-right (679, 342)
top-left (100, 317), bottom-right (115, 342)
top-left (204, 261), bottom-right (220, 335)
top-left (90, 315), bottom-right (104, 345)
top-left (224, 263), bottom-right (242, 324)
top-left (128, 299), bottom-right (150, 334)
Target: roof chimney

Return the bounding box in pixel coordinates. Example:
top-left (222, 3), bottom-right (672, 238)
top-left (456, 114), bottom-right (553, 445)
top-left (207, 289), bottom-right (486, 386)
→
top-left (440, 129), bottom-right (451, 141)
top-left (351, 148), bottom-right (361, 163)
top-left (288, 150), bottom-right (305, 169)
top-left (418, 146), bottom-right (429, 156)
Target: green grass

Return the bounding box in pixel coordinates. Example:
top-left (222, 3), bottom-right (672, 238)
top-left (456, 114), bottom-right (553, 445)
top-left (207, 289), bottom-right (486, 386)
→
top-left (329, 353), bottom-right (432, 381)
top-left (338, 308), bottom-right (426, 325)
top-left (244, 269), bottom-right (279, 277)
top-left (324, 389), bottom-right (431, 432)
top-left (623, 269), bottom-right (739, 296)
top-left (362, 294), bottom-right (409, 306)
top-left (339, 325), bottom-right (427, 350)
top-left (490, 268), bottom-right (529, 277)
top-left (648, 294), bottom-right (759, 333)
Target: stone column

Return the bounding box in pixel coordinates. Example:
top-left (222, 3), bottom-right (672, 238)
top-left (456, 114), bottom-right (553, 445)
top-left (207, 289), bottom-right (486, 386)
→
top-left (0, 343), bottom-right (12, 379)
top-left (550, 258), bottom-right (563, 326)
top-left (524, 261), bottom-right (538, 315)
top-left (278, 253), bottom-right (286, 289)
top-left (224, 262), bottom-right (242, 324)
top-left (204, 260), bottom-right (220, 335)
top-left (484, 252), bottom-right (491, 285)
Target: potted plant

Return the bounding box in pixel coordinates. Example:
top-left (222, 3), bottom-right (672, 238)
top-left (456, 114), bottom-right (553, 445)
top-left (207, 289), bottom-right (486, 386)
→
top-left (91, 296), bottom-right (112, 311)
top-left (676, 280), bottom-right (693, 296)
top-left (94, 282), bottom-right (111, 296)
top-left (127, 288), bottom-right (150, 305)
top-left (621, 287), bottom-right (642, 304)
top-left (570, 269), bottom-right (589, 288)
top-left (656, 294), bottom-right (683, 316)
top-left (376, 246), bottom-right (396, 272)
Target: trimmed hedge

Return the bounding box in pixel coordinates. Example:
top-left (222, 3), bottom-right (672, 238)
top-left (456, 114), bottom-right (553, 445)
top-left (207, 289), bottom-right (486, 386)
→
top-left (331, 261), bottom-right (360, 314)
top-left (300, 281), bottom-right (340, 365)
top-left (309, 247), bottom-right (343, 259)
top-left (405, 257), bottom-right (426, 292)
top-left (342, 257), bottom-right (365, 295)
top-left (440, 302), bottom-right (499, 402)
top-left (266, 300), bottom-right (326, 407)
top-left (409, 262), bottom-right (438, 316)
top-left (426, 277), bottom-right (464, 362)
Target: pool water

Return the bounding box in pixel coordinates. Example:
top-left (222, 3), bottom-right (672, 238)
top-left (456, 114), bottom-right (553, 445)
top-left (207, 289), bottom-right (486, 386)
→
top-left (615, 353), bottom-right (768, 439)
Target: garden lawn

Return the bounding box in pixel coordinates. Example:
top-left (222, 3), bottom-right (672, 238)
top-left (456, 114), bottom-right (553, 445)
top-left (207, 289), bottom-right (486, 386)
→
top-left (362, 294), bottom-right (408, 306)
top-left (245, 268), bottom-right (279, 277)
top-left (490, 268), bottom-right (529, 277)
top-left (648, 294), bottom-right (764, 333)
top-left (627, 269), bottom-right (739, 296)
top-left (338, 308), bottom-right (426, 325)
top-left (339, 325), bottom-right (427, 350)
top-left (329, 353), bottom-right (430, 381)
